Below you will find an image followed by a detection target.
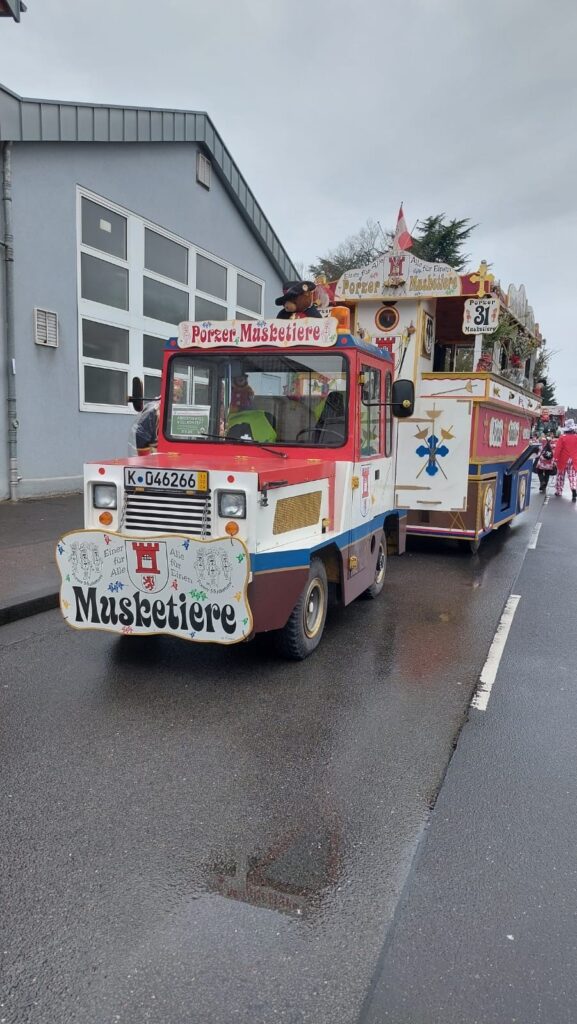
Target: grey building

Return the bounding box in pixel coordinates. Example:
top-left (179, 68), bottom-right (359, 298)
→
top-left (0, 83), bottom-right (296, 500)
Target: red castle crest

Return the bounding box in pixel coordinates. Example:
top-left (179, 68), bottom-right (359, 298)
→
top-left (131, 541), bottom-right (161, 575)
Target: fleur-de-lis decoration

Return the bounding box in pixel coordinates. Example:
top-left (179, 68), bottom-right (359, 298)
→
top-left (234, 592), bottom-right (242, 601)
top-left (65, 574), bottom-right (70, 583)
top-left (62, 599), bottom-right (70, 610)
top-left (182, 539), bottom-right (190, 551)
top-left (104, 535), bottom-right (111, 545)
top-left (236, 553), bottom-right (245, 563)
top-left (57, 543), bottom-right (65, 555)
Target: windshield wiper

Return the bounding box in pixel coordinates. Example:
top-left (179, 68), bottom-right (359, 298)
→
top-left (192, 432), bottom-right (287, 459)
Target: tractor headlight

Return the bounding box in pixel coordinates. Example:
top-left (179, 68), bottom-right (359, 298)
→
top-left (218, 490), bottom-right (246, 519)
top-left (93, 483), bottom-right (118, 509)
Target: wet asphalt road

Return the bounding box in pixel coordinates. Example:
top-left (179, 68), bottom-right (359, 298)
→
top-left (1, 499), bottom-right (541, 1024)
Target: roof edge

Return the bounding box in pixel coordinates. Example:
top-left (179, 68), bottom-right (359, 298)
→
top-left (0, 83), bottom-right (297, 282)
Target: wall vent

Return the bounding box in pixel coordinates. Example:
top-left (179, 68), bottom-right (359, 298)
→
top-left (196, 151), bottom-right (212, 190)
top-left (34, 308), bottom-right (59, 348)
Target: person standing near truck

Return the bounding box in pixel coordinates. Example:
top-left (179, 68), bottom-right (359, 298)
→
top-left (554, 419), bottom-right (577, 501)
top-left (534, 433), bottom-right (557, 493)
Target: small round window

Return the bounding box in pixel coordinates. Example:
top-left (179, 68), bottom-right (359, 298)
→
top-left (375, 305), bottom-right (399, 333)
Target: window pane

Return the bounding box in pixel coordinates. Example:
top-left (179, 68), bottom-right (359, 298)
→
top-left (81, 198), bottom-right (126, 259)
top-left (385, 373), bottom-right (393, 456)
top-left (81, 253), bottom-right (128, 309)
top-left (360, 366), bottom-right (382, 456)
top-left (454, 346), bottom-right (474, 372)
top-left (235, 311), bottom-right (255, 321)
top-left (143, 334), bottom-right (165, 371)
top-left (84, 365), bottom-right (127, 405)
top-left (196, 254), bottom-right (227, 300)
top-left (143, 276), bottom-right (189, 324)
top-left (145, 229), bottom-right (188, 284)
top-left (166, 353), bottom-right (348, 447)
top-left (237, 275), bottom-right (262, 313)
top-left (195, 295), bottom-right (227, 321)
top-left (144, 374), bottom-right (162, 400)
top-left (82, 320), bottom-right (129, 363)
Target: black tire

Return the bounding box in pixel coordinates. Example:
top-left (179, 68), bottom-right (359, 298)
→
top-left (277, 558), bottom-right (328, 660)
top-left (360, 532), bottom-right (387, 599)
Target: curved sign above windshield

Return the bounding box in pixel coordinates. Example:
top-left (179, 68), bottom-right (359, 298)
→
top-left (178, 317), bottom-right (338, 350)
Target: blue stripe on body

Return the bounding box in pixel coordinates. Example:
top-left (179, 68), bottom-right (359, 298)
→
top-left (251, 510), bottom-right (398, 573)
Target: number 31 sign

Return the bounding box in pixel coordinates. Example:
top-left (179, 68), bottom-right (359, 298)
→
top-left (462, 296), bottom-right (500, 335)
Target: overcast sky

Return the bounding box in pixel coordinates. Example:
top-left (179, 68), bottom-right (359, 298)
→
top-left (2, 0), bottom-right (576, 402)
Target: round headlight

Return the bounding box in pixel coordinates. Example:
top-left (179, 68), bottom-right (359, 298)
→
top-left (218, 491), bottom-right (246, 518)
top-left (93, 483), bottom-right (118, 509)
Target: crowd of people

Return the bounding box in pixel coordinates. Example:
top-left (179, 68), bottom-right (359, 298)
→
top-left (532, 419), bottom-right (577, 500)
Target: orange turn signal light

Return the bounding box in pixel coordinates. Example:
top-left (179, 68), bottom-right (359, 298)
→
top-left (225, 521), bottom-right (239, 536)
top-left (99, 511), bottom-right (114, 526)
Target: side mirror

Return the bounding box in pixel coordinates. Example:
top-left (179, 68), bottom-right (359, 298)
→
top-left (392, 379), bottom-right (415, 418)
top-left (129, 376), bottom-right (144, 412)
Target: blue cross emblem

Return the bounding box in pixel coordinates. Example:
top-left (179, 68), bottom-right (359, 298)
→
top-left (416, 434), bottom-right (450, 477)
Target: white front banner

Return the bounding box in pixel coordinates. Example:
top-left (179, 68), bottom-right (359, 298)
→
top-left (56, 530), bottom-right (252, 644)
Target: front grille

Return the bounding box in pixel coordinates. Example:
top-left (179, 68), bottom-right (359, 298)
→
top-left (122, 489), bottom-right (212, 536)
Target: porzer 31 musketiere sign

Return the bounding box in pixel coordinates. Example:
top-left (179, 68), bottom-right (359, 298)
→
top-left (56, 531), bottom-right (252, 644)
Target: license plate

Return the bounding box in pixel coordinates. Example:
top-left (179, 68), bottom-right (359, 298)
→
top-left (124, 468), bottom-right (208, 491)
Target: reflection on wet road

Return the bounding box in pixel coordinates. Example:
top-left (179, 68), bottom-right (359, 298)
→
top-left (0, 506), bottom-right (539, 1024)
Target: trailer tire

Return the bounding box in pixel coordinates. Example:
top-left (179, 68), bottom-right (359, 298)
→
top-left (277, 558), bottom-right (328, 660)
top-left (360, 532), bottom-right (387, 599)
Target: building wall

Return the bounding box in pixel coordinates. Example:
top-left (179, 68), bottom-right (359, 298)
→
top-left (0, 192), bottom-right (7, 497)
top-left (7, 141), bottom-right (286, 499)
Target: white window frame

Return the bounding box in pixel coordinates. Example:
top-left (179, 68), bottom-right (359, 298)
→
top-left (76, 187), bottom-right (265, 414)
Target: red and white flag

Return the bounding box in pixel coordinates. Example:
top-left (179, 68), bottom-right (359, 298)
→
top-left (392, 204), bottom-right (413, 251)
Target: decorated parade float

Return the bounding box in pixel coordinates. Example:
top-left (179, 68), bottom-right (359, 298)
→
top-left (333, 249), bottom-right (542, 552)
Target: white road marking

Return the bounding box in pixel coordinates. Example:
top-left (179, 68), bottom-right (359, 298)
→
top-left (528, 523), bottom-right (542, 549)
top-left (471, 595), bottom-right (521, 712)
top-left (544, 495), bottom-right (549, 506)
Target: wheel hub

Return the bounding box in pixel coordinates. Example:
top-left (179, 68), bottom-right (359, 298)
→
top-left (304, 580), bottom-right (324, 638)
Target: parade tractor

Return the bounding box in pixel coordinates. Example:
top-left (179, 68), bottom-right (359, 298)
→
top-left (56, 312), bottom-right (414, 659)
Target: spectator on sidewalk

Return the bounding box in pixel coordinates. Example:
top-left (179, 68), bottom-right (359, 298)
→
top-left (534, 434), bottom-right (557, 493)
top-left (554, 419), bottom-right (577, 501)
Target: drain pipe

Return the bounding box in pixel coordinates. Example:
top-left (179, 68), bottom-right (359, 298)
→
top-left (2, 141), bottom-right (18, 501)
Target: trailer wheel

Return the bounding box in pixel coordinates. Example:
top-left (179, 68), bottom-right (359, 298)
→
top-left (361, 532), bottom-right (387, 599)
top-left (277, 558), bottom-right (328, 660)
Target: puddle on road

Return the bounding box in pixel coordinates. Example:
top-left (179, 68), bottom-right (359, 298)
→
top-left (202, 819), bottom-right (341, 920)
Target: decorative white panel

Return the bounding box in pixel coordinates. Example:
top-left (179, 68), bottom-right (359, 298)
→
top-left (395, 398), bottom-right (473, 512)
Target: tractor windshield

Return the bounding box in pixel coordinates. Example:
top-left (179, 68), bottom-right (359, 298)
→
top-left (165, 352), bottom-right (349, 448)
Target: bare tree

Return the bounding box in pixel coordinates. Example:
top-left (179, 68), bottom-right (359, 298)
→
top-left (308, 219), bottom-right (390, 280)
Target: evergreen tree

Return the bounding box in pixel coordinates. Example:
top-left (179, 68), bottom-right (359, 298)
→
top-left (411, 215), bottom-right (476, 272)
top-left (539, 378), bottom-right (557, 405)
